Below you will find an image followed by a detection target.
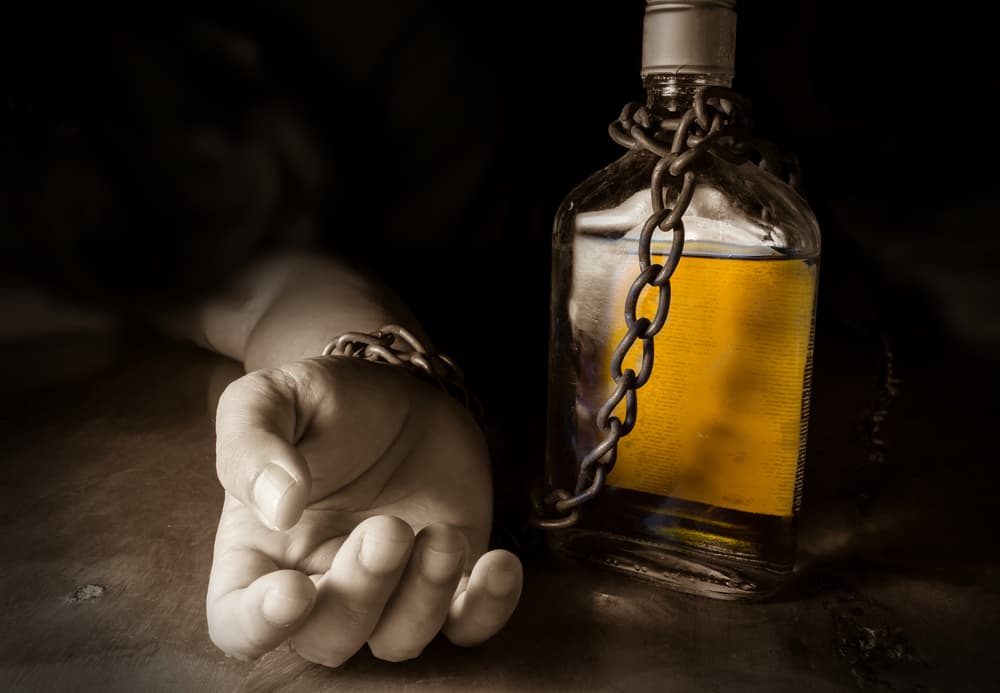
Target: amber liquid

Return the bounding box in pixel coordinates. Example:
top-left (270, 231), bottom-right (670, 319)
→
top-left (546, 238), bottom-right (818, 599)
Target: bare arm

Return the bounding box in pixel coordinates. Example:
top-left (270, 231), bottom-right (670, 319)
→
top-left (151, 250), bottom-right (522, 666)
top-left (157, 250), bottom-right (429, 372)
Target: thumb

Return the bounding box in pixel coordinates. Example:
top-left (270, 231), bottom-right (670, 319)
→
top-left (215, 368), bottom-right (312, 530)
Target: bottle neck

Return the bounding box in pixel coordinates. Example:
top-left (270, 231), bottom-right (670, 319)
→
top-left (643, 73), bottom-right (733, 116)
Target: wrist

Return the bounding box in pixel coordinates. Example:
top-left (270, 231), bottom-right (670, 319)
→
top-left (232, 252), bottom-right (428, 372)
top-left (323, 324), bottom-right (483, 428)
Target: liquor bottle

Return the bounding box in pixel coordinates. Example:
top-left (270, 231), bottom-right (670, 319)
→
top-left (543, 0), bottom-right (821, 599)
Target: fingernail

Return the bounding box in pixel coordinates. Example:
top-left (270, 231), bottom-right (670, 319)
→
top-left (253, 465), bottom-right (295, 529)
top-left (262, 589), bottom-right (312, 627)
top-left (486, 567), bottom-right (519, 597)
top-left (421, 547), bottom-right (464, 584)
top-left (359, 533), bottom-right (410, 575)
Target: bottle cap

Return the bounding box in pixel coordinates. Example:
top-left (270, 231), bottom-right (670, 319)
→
top-left (642, 1), bottom-right (737, 76)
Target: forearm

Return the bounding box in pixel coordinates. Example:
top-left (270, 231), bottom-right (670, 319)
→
top-left (160, 251), bottom-right (427, 372)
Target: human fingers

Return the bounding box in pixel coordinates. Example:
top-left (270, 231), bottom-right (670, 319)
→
top-left (290, 515), bottom-right (414, 668)
top-left (206, 533), bottom-right (317, 660)
top-left (215, 369), bottom-right (312, 530)
top-left (442, 549), bottom-right (523, 647)
top-left (366, 523), bottom-right (469, 661)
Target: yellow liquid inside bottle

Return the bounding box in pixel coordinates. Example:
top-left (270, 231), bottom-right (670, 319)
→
top-left (548, 229), bottom-right (819, 598)
top-left (605, 252), bottom-right (817, 518)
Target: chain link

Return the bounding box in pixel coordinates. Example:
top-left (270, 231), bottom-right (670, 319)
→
top-left (322, 324), bottom-right (484, 425)
top-left (531, 86), bottom-right (801, 529)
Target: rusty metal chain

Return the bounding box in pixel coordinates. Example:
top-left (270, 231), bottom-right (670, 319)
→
top-left (531, 86), bottom-right (801, 530)
top-left (322, 324), bottom-right (484, 425)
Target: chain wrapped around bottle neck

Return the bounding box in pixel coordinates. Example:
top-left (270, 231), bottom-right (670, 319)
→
top-left (530, 86), bottom-right (801, 530)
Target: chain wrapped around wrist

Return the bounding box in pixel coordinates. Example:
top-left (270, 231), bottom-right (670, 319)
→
top-left (321, 324), bottom-right (484, 426)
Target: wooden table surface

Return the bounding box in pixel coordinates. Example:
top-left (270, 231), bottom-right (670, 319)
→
top-left (1, 326), bottom-right (997, 692)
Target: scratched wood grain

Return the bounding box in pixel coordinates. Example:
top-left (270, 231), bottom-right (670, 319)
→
top-left (1, 331), bottom-right (997, 692)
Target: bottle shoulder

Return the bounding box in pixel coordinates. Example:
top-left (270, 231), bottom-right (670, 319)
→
top-left (555, 149), bottom-right (820, 259)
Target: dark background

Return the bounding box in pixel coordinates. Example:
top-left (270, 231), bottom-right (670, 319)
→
top-left (1, 3), bottom-right (999, 689)
top-left (2, 0), bottom-right (998, 546)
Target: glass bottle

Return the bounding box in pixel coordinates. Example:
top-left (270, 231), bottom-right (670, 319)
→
top-left (544, 0), bottom-right (821, 600)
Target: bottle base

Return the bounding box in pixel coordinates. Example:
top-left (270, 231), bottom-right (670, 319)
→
top-left (549, 528), bottom-right (790, 601)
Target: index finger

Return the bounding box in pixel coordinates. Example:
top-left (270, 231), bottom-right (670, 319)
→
top-left (206, 496), bottom-right (317, 659)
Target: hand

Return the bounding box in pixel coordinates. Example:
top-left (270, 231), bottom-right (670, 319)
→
top-left (206, 356), bottom-right (522, 666)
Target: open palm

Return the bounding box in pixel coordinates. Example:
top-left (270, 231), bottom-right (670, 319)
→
top-left (206, 356), bottom-right (522, 666)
